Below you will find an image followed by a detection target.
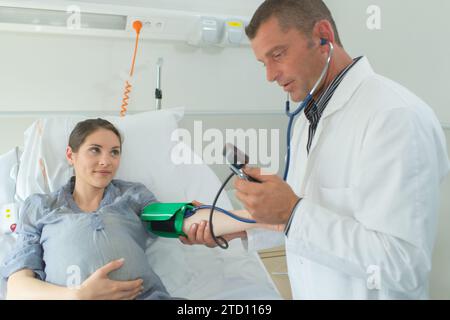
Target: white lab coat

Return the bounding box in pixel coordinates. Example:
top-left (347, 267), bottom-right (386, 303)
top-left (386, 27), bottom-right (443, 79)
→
top-left (244, 57), bottom-right (450, 299)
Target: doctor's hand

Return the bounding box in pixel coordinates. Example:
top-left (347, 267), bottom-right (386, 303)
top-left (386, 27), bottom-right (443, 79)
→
top-left (75, 259), bottom-right (144, 300)
top-left (234, 167), bottom-right (300, 225)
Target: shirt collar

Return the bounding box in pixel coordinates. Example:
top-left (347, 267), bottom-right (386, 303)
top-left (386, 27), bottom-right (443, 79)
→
top-left (304, 56), bottom-right (363, 123)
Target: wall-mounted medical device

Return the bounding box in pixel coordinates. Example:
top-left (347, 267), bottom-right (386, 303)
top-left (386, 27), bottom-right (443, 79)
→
top-left (188, 16), bottom-right (248, 47)
top-left (221, 19), bottom-right (245, 46)
top-left (187, 16), bottom-right (223, 46)
top-left (0, 2), bottom-right (250, 46)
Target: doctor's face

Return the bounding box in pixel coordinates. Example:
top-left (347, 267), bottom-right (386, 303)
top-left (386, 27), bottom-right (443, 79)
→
top-left (66, 128), bottom-right (121, 190)
top-left (251, 17), bottom-right (326, 102)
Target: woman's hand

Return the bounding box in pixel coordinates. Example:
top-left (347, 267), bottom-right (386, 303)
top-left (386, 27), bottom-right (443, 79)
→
top-left (179, 200), bottom-right (244, 247)
top-left (191, 200), bottom-right (203, 207)
top-left (75, 258), bottom-right (144, 300)
top-left (180, 221), bottom-right (247, 248)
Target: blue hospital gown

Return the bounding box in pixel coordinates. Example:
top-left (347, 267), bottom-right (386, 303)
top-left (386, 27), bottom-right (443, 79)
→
top-left (0, 177), bottom-right (172, 300)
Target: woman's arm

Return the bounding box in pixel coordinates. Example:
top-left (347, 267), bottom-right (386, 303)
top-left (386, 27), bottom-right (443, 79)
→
top-left (6, 259), bottom-right (144, 300)
top-left (182, 208), bottom-right (284, 236)
top-left (7, 269), bottom-right (76, 300)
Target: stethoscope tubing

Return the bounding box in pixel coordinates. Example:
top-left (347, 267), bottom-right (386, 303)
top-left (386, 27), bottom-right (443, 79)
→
top-left (283, 42), bottom-right (334, 181)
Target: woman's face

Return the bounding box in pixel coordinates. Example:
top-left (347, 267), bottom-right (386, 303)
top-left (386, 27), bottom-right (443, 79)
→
top-left (66, 128), bottom-right (121, 190)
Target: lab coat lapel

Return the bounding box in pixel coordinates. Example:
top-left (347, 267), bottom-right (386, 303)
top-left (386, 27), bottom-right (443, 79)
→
top-left (306, 57), bottom-right (375, 156)
top-left (293, 117), bottom-right (310, 195)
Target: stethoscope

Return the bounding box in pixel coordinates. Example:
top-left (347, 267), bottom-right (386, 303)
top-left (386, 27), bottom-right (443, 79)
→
top-left (283, 39), bottom-right (334, 181)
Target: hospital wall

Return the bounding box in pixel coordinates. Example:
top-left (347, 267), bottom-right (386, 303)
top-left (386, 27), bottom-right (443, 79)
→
top-left (1, 0), bottom-right (449, 121)
top-left (326, 0), bottom-right (450, 125)
top-left (0, 0), bottom-right (449, 299)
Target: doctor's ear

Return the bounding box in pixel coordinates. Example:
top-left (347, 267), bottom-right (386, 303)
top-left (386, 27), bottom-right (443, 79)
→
top-left (313, 19), bottom-right (335, 46)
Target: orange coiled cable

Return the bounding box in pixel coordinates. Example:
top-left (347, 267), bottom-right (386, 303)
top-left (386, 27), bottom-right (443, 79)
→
top-left (120, 20), bottom-right (142, 117)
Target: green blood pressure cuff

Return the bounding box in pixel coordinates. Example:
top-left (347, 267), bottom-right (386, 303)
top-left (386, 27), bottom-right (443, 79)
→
top-left (141, 202), bottom-right (195, 238)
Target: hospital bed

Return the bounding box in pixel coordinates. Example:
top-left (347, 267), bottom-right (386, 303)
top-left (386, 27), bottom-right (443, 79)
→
top-left (0, 108), bottom-right (282, 300)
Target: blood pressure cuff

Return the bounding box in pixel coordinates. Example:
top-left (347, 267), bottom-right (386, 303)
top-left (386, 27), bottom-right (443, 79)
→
top-left (141, 202), bottom-right (195, 238)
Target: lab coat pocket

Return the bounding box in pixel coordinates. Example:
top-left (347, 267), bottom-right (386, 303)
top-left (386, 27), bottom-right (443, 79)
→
top-left (318, 186), bottom-right (355, 217)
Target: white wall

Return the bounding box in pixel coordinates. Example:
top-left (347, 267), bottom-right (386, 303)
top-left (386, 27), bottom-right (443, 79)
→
top-left (325, 0), bottom-right (450, 124)
top-left (0, 0), bottom-right (282, 114)
top-left (1, 0), bottom-right (449, 120)
top-left (0, 32), bottom-right (286, 113)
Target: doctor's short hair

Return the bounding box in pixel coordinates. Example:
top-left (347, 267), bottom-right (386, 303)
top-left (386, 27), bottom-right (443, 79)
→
top-left (68, 118), bottom-right (123, 152)
top-left (245, 0), bottom-right (343, 47)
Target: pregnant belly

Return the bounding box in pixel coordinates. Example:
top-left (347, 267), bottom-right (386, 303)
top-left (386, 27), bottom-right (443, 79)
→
top-left (42, 229), bottom-right (157, 292)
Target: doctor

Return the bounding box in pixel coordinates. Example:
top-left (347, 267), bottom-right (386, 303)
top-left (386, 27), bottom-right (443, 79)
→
top-left (182, 0), bottom-right (450, 299)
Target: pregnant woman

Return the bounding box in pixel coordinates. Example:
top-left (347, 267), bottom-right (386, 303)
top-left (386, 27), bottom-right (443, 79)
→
top-left (1, 118), bottom-right (280, 300)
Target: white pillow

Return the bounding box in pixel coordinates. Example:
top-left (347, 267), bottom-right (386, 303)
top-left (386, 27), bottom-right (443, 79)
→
top-left (16, 117), bottom-right (82, 201)
top-left (0, 147), bottom-right (20, 204)
top-left (112, 110), bottom-right (185, 202)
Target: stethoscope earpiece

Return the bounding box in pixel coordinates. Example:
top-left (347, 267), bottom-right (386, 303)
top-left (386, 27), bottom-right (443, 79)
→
top-left (320, 38), bottom-right (328, 46)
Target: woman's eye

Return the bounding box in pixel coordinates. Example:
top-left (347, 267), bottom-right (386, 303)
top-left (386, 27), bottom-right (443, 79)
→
top-left (90, 147), bottom-right (100, 154)
top-left (111, 150), bottom-right (121, 157)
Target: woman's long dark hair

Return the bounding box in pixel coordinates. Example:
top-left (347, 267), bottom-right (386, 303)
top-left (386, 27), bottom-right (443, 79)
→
top-left (68, 118), bottom-right (122, 152)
